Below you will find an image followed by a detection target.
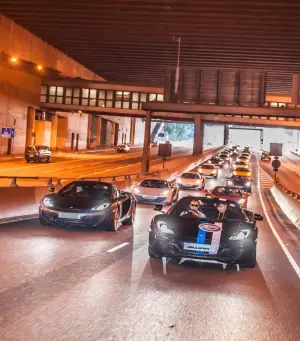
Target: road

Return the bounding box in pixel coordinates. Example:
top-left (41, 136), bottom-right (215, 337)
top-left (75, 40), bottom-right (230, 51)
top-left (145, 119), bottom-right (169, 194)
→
top-left (0, 153), bottom-right (300, 341)
top-left (0, 146), bottom-right (192, 186)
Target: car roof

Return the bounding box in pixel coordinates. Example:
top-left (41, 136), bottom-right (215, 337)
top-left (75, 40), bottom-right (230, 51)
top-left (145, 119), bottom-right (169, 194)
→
top-left (67, 180), bottom-right (112, 187)
top-left (182, 171), bottom-right (199, 174)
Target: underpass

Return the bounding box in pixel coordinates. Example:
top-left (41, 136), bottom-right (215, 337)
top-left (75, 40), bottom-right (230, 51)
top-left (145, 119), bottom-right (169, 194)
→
top-left (0, 150), bottom-right (300, 341)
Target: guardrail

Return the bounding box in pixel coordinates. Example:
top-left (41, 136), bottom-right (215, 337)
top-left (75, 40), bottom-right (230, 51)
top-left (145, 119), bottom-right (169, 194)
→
top-left (276, 182), bottom-right (300, 202)
top-left (0, 169), bottom-right (171, 188)
top-left (291, 150), bottom-right (300, 158)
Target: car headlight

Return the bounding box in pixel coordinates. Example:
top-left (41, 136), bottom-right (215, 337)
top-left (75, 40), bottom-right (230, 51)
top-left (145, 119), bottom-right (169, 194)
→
top-left (195, 180), bottom-right (201, 184)
top-left (245, 181), bottom-right (251, 187)
top-left (157, 221), bottom-right (174, 235)
top-left (218, 161), bottom-right (222, 165)
top-left (199, 169), bottom-right (203, 173)
top-left (160, 190), bottom-right (170, 196)
top-left (133, 187), bottom-right (140, 194)
top-left (227, 180), bottom-right (233, 185)
top-left (229, 229), bottom-right (251, 240)
top-left (43, 197), bottom-right (54, 208)
top-left (212, 170), bottom-right (216, 173)
top-left (91, 203), bottom-right (110, 211)
top-left (177, 178), bottom-right (182, 183)
top-left (208, 160), bottom-right (212, 163)
top-left (238, 198), bottom-right (246, 204)
top-left (247, 172), bottom-right (251, 176)
top-left (233, 171), bottom-right (237, 175)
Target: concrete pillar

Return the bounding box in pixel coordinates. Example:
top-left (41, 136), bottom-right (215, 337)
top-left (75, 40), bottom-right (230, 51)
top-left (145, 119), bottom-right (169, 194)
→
top-left (26, 107), bottom-right (35, 147)
top-left (141, 111), bottom-right (152, 172)
top-left (223, 124), bottom-right (229, 145)
top-left (87, 114), bottom-right (92, 149)
top-left (111, 122), bottom-right (116, 146)
top-left (130, 118), bottom-right (136, 145)
top-left (193, 115), bottom-right (204, 155)
top-left (50, 114), bottom-right (58, 150)
top-left (95, 116), bottom-right (102, 146)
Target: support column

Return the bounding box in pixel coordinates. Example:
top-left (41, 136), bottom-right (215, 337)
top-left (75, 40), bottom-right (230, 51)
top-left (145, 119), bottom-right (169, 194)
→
top-left (141, 111), bottom-right (152, 172)
top-left (193, 115), bottom-right (204, 155)
top-left (26, 107), bottom-right (35, 147)
top-left (95, 116), bottom-right (102, 146)
top-left (111, 122), bottom-right (116, 146)
top-left (223, 124), bottom-right (229, 145)
top-left (291, 73), bottom-right (300, 105)
top-left (87, 114), bottom-right (92, 149)
top-left (130, 118), bottom-right (136, 145)
top-left (50, 113), bottom-right (58, 150)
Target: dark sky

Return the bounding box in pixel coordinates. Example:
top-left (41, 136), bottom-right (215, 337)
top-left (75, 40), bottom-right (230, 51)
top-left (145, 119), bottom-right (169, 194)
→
top-left (2, 0), bottom-right (300, 92)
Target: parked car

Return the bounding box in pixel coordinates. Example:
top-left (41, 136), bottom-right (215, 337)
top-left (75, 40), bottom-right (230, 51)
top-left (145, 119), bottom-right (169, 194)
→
top-left (25, 145), bottom-right (51, 163)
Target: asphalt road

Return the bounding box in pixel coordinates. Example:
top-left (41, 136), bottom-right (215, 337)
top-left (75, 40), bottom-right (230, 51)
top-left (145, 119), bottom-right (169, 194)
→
top-left (0, 153), bottom-right (299, 341)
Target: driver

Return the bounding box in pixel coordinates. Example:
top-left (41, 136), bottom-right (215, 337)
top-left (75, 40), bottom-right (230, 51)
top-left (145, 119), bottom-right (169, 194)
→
top-left (216, 202), bottom-right (241, 220)
top-left (180, 199), bottom-right (206, 218)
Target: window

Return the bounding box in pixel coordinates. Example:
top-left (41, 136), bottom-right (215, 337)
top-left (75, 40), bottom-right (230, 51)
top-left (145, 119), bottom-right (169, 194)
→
top-left (149, 94), bottom-right (156, 101)
top-left (115, 90), bottom-right (131, 108)
top-left (41, 86), bottom-right (47, 95)
top-left (49, 86), bottom-right (56, 96)
top-left (111, 186), bottom-right (119, 199)
top-left (140, 93), bottom-right (147, 102)
top-left (157, 94), bottom-right (164, 102)
top-left (73, 88), bottom-right (80, 105)
top-left (40, 86), bottom-right (47, 103)
top-left (65, 88), bottom-right (72, 104)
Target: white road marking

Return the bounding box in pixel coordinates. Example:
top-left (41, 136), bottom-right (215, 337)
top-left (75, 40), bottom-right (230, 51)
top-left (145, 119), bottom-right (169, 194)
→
top-left (256, 159), bottom-right (300, 279)
top-left (107, 242), bottom-right (129, 253)
top-left (162, 257), bottom-right (167, 274)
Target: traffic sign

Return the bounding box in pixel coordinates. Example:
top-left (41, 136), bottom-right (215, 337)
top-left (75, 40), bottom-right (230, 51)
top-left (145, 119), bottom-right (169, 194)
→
top-left (272, 159), bottom-right (281, 169)
top-left (1, 128), bottom-right (15, 138)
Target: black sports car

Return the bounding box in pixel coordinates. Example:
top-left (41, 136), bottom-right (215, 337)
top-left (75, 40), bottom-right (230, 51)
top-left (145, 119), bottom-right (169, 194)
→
top-left (39, 181), bottom-right (136, 231)
top-left (148, 197), bottom-right (263, 268)
top-left (227, 176), bottom-right (252, 193)
top-left (207, 156), bottom-right (224, 168)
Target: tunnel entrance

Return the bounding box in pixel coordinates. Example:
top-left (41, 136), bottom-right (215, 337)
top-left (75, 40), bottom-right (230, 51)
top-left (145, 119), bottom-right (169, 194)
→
top-left (228, 127), bottom-right (263, 151)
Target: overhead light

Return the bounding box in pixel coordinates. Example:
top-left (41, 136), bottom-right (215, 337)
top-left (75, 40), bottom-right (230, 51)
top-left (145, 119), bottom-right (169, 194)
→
top-left (10, 57), bottom-right (18, 63)
top-left (36, 64), bottom-right (43, 71)
top-left (78, 110), bottom-right (82, 114)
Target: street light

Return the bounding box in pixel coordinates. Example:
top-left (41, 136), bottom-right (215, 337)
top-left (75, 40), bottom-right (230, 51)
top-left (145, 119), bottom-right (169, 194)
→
top-left (10, 57), bottom-right (18, 64)
top-left (172, 36), bottom-right (181, 94)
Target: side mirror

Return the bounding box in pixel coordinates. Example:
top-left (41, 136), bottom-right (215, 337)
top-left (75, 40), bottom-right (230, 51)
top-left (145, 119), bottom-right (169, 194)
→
top-left (254, 213), bottom-right (263, 221)
top-left (154, 204), bottom-right (164, 212)
top-left (48, 186), bottom-right (55, 193)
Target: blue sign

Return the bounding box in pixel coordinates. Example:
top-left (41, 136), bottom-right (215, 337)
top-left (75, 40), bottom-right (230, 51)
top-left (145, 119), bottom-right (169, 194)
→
top-left (1, 128), bottom-right (15, 138)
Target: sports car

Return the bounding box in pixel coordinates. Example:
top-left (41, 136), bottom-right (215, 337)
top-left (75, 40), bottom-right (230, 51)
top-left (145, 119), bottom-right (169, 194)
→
top-left (176, 172), bottom-right (205, 190)
top-left (39, 181), bottom-right (136, 231)
top-left (206, 186), bottom-right (249, 208)
top-left (232, 161), bottom-right (248, 170)
top-left (148, 197), bottom-right (263, 268)
top-left (237, 155), bottom-right (250, 163)
top-left (227, 176), bottom-right (252, 192)
top-left (232, 167), bottom-right (252, 177)
top-left (199, 164), bottom-right (219, 178)
top-left (132, 178), bottom-right (179, 205)
top-left (218, 152), bottom-right (230, 163)
top-left (207, 156), bottom-right (224, 168)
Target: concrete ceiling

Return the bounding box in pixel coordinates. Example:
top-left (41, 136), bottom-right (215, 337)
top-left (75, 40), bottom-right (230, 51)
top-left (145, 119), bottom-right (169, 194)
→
top-left (2, 0), bottom-right (300, 93)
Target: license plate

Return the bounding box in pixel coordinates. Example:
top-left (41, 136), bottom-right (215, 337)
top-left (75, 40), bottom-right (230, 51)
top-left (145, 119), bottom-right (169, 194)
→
top-left (59, 212), bottom-right (81, 219)
top-left (183, 243), bottom-right (210, 252)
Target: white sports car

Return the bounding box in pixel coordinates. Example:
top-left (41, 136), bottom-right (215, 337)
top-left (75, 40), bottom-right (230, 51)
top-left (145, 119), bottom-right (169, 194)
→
top-left (132, 179), bottom-right (179, 205)
top-left (176, 172), bottom-right (205, 190)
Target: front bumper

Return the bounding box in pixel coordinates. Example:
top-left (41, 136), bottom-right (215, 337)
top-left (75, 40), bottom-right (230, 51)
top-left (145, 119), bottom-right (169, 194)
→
top-left (134, 194), bottom-right (171, 205)
top-left (40, 206), bottom-right (108, 227)
top-left (151, 233), bottom-right (255, 264)
top-left (178, 183), bottom-right (201, 189)
top-left (201, 173), bottom-right (217, 177)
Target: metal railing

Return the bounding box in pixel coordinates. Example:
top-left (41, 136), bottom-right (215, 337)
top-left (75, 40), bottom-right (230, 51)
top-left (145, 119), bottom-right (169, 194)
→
top-left (0, 169), bottom-right (171, 188)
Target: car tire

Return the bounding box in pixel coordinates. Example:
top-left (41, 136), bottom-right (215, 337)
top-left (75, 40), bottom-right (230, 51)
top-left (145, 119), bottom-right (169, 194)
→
top-left (26, 159), bottom-right (29, 163)
top-left (39, 216), bottom-right (50, 226)
top-left (123, 204), bottom-right (136, 225)
top-left (148, 245), bottom-right (164, 259)
top-left (106, 208), bottom-right (120, 232)
top-left (241, 247), bottom-right (256, 268)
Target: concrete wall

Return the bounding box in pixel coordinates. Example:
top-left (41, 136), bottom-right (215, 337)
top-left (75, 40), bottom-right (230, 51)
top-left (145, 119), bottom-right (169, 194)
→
top-left (34, 120), bottom-right (51, 146)
top-left (0, 66), bottom-right (41, 155)
top-left (134, 118), bottom-right (146, 145)
top-left (100, 115), bottom-right (131, 145)
top-left (0, 14), bottom-right (104, 81)
top-left (56, 112), bottom-right (88, 151)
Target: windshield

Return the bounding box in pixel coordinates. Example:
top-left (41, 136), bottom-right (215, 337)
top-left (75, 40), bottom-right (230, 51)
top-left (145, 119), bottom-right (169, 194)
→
top-left (210, 157), bottom-right (220, 162)
top-left (212, 187), bottom-right (242, 197)
top-left (236, 168), bottom-right (248, 172)
top-left (169, 197), bottom-right (245, 220)
top-left (139, 180), bottom-right (169, 188)
top-left (201, 165), bottom-right (215, 169)
top-left (59, 182), bottom-right (111, 199)
top-left (181, 173), bottom-right (199, 179)
top-left (236, 161), bottom-right (246, 165)
top-left (36, 146), bottom-right (50, 151)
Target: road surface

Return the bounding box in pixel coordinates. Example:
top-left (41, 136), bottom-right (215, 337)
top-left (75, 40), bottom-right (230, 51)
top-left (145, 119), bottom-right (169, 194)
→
top-left (0, 153), bottom-right (299, 341)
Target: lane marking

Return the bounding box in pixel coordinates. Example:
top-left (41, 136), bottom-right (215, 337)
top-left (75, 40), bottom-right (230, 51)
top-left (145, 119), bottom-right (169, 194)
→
top-left (256, 158), bottom-right (300, 279)
top-left (107, 242), bottom-right (129, 253)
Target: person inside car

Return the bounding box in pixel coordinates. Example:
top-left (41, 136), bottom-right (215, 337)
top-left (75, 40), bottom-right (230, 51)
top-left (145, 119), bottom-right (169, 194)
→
top-left (180, 199), bottom-right (206, 218)
top-left (216, 202), bottom-right (242, 220)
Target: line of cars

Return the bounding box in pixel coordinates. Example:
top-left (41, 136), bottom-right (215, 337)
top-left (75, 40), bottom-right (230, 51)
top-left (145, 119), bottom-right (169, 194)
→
top-left (38, 146), bottom-right (262, 268)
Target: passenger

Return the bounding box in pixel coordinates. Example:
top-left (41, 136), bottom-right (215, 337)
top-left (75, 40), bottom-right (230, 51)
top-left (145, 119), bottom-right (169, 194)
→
top-left (180, 199), bottom-right (206, 218)
top-left (216, 202), bottom-right (241, 220)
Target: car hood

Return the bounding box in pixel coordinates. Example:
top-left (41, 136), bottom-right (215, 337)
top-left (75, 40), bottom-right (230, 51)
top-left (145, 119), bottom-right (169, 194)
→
top-left (180, 178), bottom-right (199, 184)
top-left (43, 194), bottom-right (110, 210)
top-left (136, 187), bottom-right (170, 196)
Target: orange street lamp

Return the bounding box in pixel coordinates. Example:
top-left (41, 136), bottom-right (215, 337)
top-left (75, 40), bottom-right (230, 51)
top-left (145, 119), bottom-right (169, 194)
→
top-left (36, 64), bottom-right (44, 71)
top-left (10, 57), bottom-right (18, 63)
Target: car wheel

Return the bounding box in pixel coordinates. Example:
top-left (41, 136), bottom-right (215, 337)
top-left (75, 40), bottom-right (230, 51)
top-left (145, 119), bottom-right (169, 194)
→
top-left (107, 208), bottom-right (120, 232)
top-left (26, 159), bottom-right (29, 163)
top-left (47, 158), bottom-right (50, 163)
top-left (123, 203), bottom-right (136, 225)
top-left (39, 216), bottom-right (50, 226)
top-left (214, 175), bottom-right (218, 179)
top-left (148, 245), bottom-right (164, 259)
top-left (240, 247), bottom-right (256, 268)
